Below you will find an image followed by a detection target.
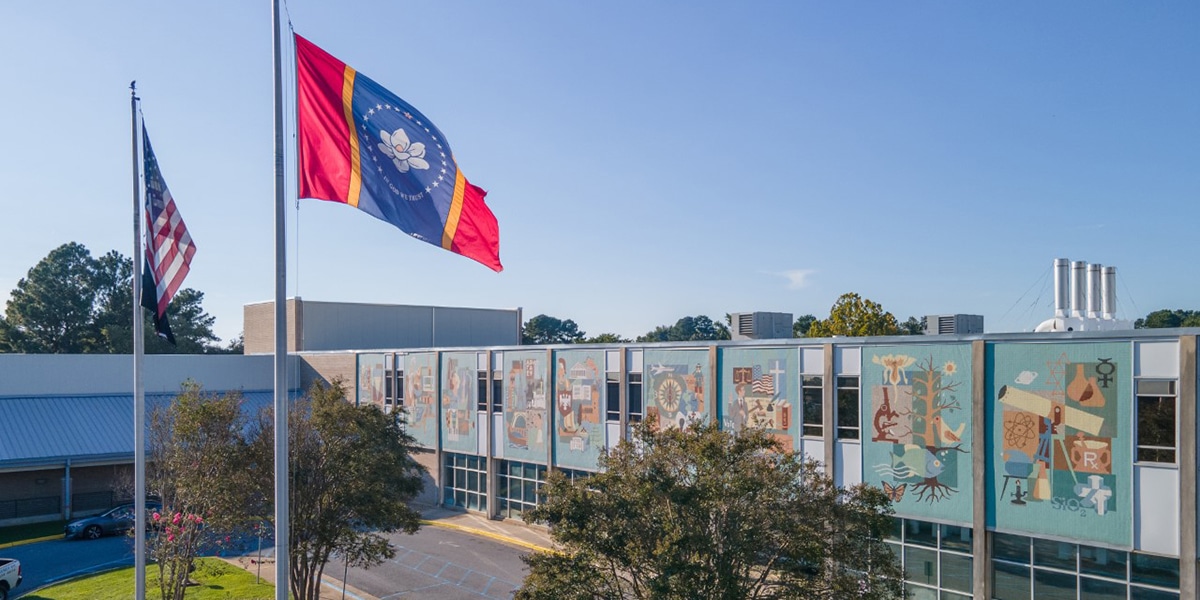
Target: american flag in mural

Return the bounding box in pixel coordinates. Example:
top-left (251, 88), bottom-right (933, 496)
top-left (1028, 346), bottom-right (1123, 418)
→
top-left (141, 126), bottom-right (195, 343)
top-left (751, 364), bottom-right (775, 395)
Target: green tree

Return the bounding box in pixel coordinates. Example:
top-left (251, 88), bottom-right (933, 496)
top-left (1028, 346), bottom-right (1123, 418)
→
top-left (899, 316), bottom-right (926, 335)
top-left (0, 242), bottom-right (102, 352)
top-left (254, 379), bottom-right (426, 600)
top-left (0, 242), bottom-right (222, 353)
top-left (636, 315), bottom-right (730, 342)
top-left (148, 384), bottom-right (258, 600)
top-left (792, 314), bottom-right (816, 337)
top-left (583, 332), bottom-right (631, 344)
top-left (517, 422), bottom-right (903, 600)
top-left (1135, 309), bottom-right (1200, 329)
top-left (807, 293), bottom-right (902, 338)
top-left (523, 314), bottom-right (586, 344)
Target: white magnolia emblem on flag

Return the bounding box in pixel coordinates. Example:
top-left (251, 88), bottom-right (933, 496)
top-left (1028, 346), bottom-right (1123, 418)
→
top-left (377, 128), bottom-right (429, 173)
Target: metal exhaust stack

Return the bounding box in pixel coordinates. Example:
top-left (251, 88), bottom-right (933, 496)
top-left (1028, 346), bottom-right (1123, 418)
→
top-left (1053, 258), bottom-right (1070, 318)
top-left (1087, 263), bottom-right (1101, 319)
top-left (1102, 266), bottom-right (1117, 320)
top-left (1071, 260), bottom-right (1086, 318)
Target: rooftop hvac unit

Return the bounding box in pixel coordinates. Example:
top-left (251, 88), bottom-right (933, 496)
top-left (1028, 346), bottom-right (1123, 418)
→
top-left (731, 312), bottom-right (794, 340)
top-left (924, 314), bottom-right (984, 335)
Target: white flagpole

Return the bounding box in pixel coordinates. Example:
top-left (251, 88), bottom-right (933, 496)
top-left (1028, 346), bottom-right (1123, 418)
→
top-left (130, 81), bottom-right (148, 600)
top-left (271, 1), bottom-right (290, 599)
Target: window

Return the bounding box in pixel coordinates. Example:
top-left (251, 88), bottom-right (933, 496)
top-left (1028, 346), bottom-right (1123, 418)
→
top-left (492, 369), bottom-right (503, 412)
top-left (606, 373), bottom-right (621, 421)
top-left (477, 370), bottom-right (488, 411)
top-left (442, 452), bottom-right (487, 512)
top-left (837, 376), bottom-right (860, 440)
top-left (628, 373), bottom-right (643, 423)
top-left (802, 376), bottom-right (823, 437)
top-left (990, 532), bottom-right (1180, 599)
top-left (1136, 380), bottom-right (1176, 463)
top-left (497, 459), bottom-right (547, 519)
top-left (384, 355), bottom-right (394, 408)
top-left (889, 518), bottom-right (974, 599)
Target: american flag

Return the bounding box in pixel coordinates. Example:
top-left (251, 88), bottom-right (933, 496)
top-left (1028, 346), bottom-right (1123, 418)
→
top-left (141, 127), bottom-right (195, 343)
top-left (750, 364), bottom-right (775, 395)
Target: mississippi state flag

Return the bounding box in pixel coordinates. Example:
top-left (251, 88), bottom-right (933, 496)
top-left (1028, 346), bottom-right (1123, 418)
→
top-left (296, 34), bottom-right (502, 272)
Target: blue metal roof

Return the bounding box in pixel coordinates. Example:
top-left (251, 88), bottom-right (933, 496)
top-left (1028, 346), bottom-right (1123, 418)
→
top-left (0, 390), bottom-right (280, 469)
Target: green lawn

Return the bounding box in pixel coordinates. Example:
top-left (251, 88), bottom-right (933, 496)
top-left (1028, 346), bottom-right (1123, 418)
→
top-left (20, 558), bottom-right (277, 600)
top-left (0, 520), bottom-right (65, 546)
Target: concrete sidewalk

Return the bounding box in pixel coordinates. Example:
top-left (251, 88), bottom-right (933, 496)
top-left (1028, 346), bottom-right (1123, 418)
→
top-left (227, 504), bottom-right (555, 599)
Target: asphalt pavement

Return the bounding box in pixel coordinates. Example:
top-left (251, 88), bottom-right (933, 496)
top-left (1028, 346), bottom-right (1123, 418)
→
top-left (7, 503), bottom-right (555, 599)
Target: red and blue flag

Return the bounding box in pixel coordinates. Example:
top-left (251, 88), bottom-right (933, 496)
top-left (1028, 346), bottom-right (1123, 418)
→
top-left (295, 34), bottom-right (502, 272)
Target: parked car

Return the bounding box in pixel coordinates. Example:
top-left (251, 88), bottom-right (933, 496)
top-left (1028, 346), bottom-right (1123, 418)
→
top-left (64, 502), bottom-right (162, 540)
top-left (0, 557), bottom-right (21, 600)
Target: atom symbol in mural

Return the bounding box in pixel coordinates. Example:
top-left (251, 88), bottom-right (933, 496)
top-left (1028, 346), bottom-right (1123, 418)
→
top-left (1004, 413), bottom-right (1036, 448)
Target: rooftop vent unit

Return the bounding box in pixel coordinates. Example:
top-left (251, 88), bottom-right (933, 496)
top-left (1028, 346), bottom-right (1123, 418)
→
top-left (731, 311), bottom-right (793, 340)
top-left (1034, 258), bottom-right (1132, 332)
top-left (924, 314), bottom-right (984, 335)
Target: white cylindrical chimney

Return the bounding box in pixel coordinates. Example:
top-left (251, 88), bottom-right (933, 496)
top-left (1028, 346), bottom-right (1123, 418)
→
top-left (1102, 266), bottom-right (1117, 319)
top-left (1087, 263), bottom-right (1101, 319)
top-left (1053, 258), bottom-right (1070, 318)
top-left (1071, 260), bottom-right (1086, 318)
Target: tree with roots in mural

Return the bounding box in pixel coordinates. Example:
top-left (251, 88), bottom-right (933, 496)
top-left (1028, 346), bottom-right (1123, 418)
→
top-left (870, 352), bottom-right (969, 506)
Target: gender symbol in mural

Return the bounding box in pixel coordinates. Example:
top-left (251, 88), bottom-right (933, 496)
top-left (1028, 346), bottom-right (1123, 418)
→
top-left (504, 352), bottom-right (548, 462)
top-left (441, 353), bottom-right (477, 451)
top-left (553, 351), bottom-right (605, 470)
top-left (867, 351), bottom-right (968, 507)
top-left (722, 350), bottom-right (795, 450)
top-left (644, 349), bottom-right (708, 430)
top-left (998, 353), bottom-right (1117, 514)
top-left (402, 353), bottom-right (437, 448)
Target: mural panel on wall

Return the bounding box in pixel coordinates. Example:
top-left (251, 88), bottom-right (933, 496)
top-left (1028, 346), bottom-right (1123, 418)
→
top-left (643, 349), bottom-right (710, 430)
top-left (988, 342), bottom-right (1131, 548)
top-left (441, 352), bottom-right (479, 454)
top-left (720, 348), bottom-right (799, 451)
top-left (862, 345), bottom-right (973, 524)
top-left (403, 353), bottom-right (437, 448)
top-left (503, 351), bottom-right (549, 463)
top-left (356, 353), bottom-right (387, 410)
top-left (552, 350), bottom-right (605, 471)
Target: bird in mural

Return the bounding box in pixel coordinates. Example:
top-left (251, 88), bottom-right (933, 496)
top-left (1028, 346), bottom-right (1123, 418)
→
top-left (931, 415), bottom-right (965, 444)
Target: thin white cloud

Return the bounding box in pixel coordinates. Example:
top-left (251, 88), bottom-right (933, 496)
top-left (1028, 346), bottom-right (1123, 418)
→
top-left (778, 269), bottom-right (816, 290)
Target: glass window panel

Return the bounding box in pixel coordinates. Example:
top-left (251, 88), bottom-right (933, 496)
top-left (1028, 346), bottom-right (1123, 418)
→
top-left (1130, 586), bottom-right (1180, 600)
top-left (904, 583), bottom-right (938, 600)
top-left (455, 490), bottom-right (467, 508)
top-left (1033, 568), bottom-right (1077, 600)
top-left (1131, 553), bottom-right (1180, 589)
top-left (607, 378), bottom-right (621, 421)
top-left (492, 379), bottom-right (502, 411)
top-left (1137, 380), bottom-right (1175, 396)
top-left (1080, 576), bottom-right (1127, 600)
top-left (628, 382), bottom-right (643, 418)
top-left (885, 541), bottom-right (902, 564)
top-left (1137, 395), bottom-right (1176, 449)
top-left (837, 388), bottom-right (859, 439)
top-left (1080, 544), bottom-right (1127, 579)
top-left (941, 592), bottom-right (972, 600)
top-left (480, 476), bottom-right (487, 495)
top-left (905, 546), bottom-right (937, 586)
top-left (906, 519), bottom-right (938, 547)
top-left (993, 533), bottom-right (1031, 564)
top-left (940, 524), bottom-right (973, 553)
top-left (802, 385), bottom-right (823, 437)
top-left (523, 462), bottom-right (537, 480)
top-left (941, 553), bottom-right (973, 593)
top-left (1033, 538), bottom-right (1077, 571)
top-left (837, 376), bottom-right (859, 388)
top-left (523, 480), bottom-right (537, 503)
top-left (991, 561), bottom-right (1031, 600)
top-left (886, 517), bottom-right (903, 542)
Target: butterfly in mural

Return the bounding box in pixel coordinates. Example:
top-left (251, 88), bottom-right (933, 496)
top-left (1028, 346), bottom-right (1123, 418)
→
top-left (882, 481), bottom-right (907, 502)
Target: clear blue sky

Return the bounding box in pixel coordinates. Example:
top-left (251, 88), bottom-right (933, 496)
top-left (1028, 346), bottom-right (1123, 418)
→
top-left (1, 2), bottom-right (1196, 344)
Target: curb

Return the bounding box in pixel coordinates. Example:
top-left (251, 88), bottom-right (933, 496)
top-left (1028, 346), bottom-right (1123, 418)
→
top-left (419, 519), bottom-right (555, 553)
top-left (0, 533), bottom-right (61, 549)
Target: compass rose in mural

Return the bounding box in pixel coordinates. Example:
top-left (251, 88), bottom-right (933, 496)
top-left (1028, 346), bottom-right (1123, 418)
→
top-left (656, 377), bottom-right (684, 415)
